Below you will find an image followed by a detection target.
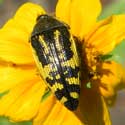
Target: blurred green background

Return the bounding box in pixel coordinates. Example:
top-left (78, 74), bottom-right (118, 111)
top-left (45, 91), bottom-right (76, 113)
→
top-left (0, 0), bottom-right (125, 125)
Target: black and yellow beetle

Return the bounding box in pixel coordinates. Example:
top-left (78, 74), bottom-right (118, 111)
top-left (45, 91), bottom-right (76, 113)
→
top-left (30, 15), bottom-right (80, 111)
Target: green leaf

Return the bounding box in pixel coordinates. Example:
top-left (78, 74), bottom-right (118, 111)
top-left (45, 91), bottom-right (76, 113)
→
top-left (106, 40), bottom-right (125, 66)
top-left (99, 0), bottom-right (125, 20)
top-left (0, 117), bottom-right (32, 125)
top-left (0, 91), bottom-right (9, 98)
top-left (0, 0), bottom-right (3, 5)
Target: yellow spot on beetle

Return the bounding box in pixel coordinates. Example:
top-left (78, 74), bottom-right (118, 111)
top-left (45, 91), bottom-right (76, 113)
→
top-left (54, 30), bottom-right (62, 51)
top-left (39, 35), bottom-right (49, 54)
top-left (51, 83), bottom-right (64, 91)
top-left (60, 96), bottom-right (68, 103)
top-left (65, 77), bottom-right (79, 85)
top-left (70, 92), bottom-right (79, 99)
top-left (55, 74), bottom-right (61, 79)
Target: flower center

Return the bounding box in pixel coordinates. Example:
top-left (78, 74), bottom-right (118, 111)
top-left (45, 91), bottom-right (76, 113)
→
top-left (79, 42), bottom-right (102, 86)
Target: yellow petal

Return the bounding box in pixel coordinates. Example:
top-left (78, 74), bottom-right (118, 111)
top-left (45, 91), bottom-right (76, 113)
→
top-left (56, 0), bottom-right (102, 39)
top-left (79, 86), bottom-right (111, 125)
top-left (33, 95), bottom-right (83, 125)
top-left (0, 65), bottom-right (37, 93)
top-left (0, 2), bottom-right (45, 64)
top-left (3, 2), bottom-right (45, 35)
top-left (0, 78), bottom-right (46, 122)
top-left (99, 61), bottom-right (125, 105)
top-left (85, 15), bottom-right (125, 54)
top-left (33, 87), bottom-right (111, 125)
top-left (0, 38), bottom-right (34, 64)
top-left (56, 0), bottom-right (71, 25)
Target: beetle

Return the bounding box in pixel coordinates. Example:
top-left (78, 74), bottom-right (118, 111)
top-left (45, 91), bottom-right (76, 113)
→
top-left (30, 15), bottom-right (80, 111)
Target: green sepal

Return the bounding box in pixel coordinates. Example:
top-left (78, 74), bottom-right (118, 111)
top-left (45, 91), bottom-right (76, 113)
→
top-left (99, 54), bottom-right (113, 61)
top-left (86, 82), bottom-right (92, 89)
top-left (41, 89), bottom-right (51, 102)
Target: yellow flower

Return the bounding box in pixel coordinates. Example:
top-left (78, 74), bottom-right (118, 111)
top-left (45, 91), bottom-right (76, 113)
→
top-left (0, 0), bottom-right (125, 125)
